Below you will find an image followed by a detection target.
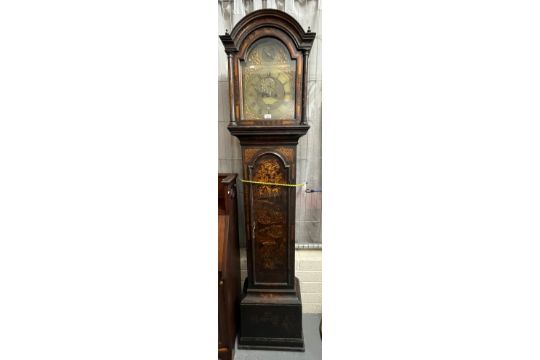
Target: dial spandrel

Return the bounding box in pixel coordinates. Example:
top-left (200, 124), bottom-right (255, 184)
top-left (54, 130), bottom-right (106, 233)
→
top-left (241, 38), bottom-right (296, 120)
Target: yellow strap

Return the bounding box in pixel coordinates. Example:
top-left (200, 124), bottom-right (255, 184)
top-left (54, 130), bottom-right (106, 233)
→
top-left (241, 179), bottom-right (305, 187)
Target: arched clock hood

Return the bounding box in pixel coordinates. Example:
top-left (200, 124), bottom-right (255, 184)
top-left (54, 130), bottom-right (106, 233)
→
top-left (220, 9), bottom-right (316, 142)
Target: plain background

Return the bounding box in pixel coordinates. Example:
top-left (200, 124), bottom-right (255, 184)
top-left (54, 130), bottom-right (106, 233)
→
top-left (1, 1), bottom-right (540, 359)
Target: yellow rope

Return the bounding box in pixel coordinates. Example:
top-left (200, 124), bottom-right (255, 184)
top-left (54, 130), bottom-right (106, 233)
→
top-left (241, 179), bottom-right (305, 187)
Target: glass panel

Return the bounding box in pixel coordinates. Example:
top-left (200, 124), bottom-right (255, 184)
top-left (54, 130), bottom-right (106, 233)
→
top-left (241, 38), bottom-right (296, 120)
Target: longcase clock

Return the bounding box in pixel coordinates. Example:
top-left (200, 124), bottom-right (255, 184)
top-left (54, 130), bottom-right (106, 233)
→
top-left (220, 9), bottom-right (315, 351)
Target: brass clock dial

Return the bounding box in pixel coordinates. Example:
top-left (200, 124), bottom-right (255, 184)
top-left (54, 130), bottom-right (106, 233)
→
top-left (241, 37), bottom-right (296, 120)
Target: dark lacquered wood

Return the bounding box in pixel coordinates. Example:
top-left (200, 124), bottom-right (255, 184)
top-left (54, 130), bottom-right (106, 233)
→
top-left (218, 174), bottom-right (240, 360)
top-left (220, 10), bottom-right (315, 352)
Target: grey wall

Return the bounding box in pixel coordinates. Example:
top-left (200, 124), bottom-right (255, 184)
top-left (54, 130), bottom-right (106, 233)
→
top-left (218, 0), bottom-right (322, 245)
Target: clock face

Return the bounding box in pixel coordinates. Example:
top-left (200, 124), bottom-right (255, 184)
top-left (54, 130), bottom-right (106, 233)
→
top-left (241, 38), bottom-right (296, 120)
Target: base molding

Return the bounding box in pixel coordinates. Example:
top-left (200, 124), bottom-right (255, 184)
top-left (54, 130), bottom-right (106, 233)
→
top-left (238, 277), bottom-right (304, 351)
top-left (237, 337), bottom-right (305, 352)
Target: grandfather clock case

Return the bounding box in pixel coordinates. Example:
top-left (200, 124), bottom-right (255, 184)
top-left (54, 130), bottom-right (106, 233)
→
top-left (220, 10), bottom-right (315, 351)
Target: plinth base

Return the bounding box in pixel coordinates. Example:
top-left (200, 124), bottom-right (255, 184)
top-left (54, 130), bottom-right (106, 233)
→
top-left (238, 277), bottom-right (304, 351)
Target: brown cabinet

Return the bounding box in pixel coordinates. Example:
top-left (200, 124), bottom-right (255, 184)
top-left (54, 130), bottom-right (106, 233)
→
top-left (218, 174), bottom-right (240, 360)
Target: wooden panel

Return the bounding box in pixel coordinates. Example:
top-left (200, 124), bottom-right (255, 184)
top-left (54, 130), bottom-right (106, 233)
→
top-left (218, 215), bottom-right (229, 273)
top-left (250, 153), bottom-right (289, 285)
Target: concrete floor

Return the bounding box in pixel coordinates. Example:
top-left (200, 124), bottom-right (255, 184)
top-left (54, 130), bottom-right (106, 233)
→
top-left (233, 314), bottom-right (322, 360)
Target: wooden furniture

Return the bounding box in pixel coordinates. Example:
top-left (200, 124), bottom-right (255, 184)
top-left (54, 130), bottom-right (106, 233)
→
top-left (220, 10), bottom-right (315, 351)
top-left (218, 174), bottom-right (240, 360)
